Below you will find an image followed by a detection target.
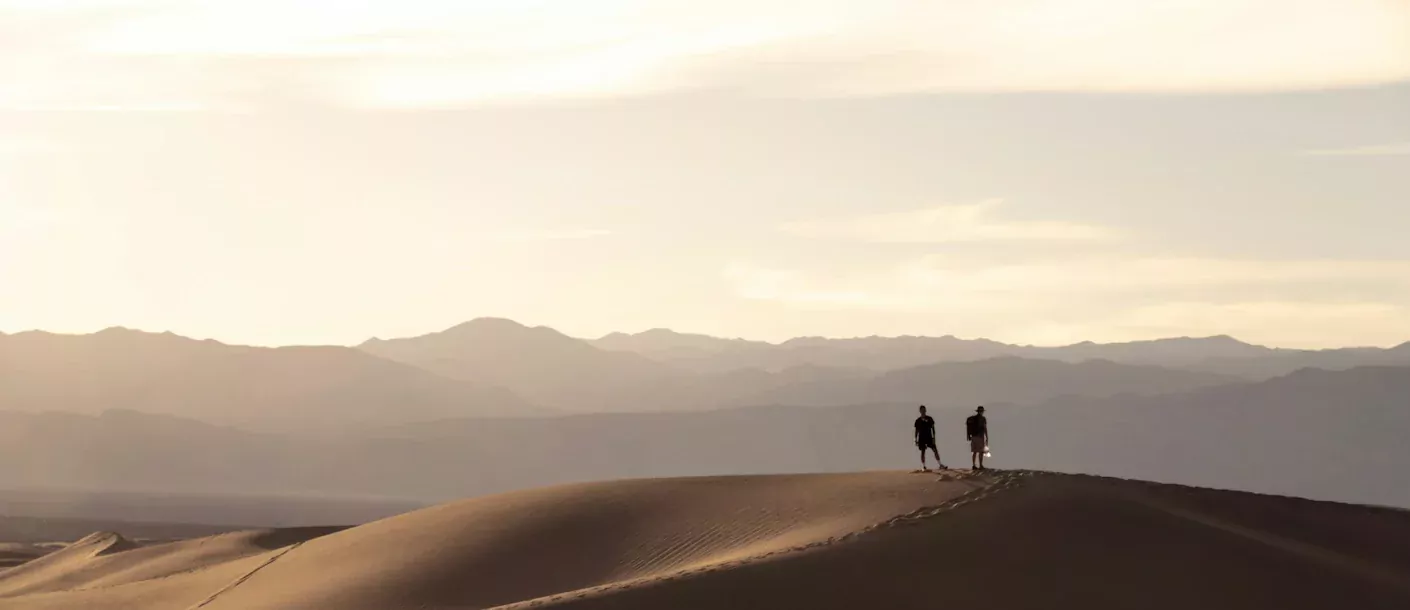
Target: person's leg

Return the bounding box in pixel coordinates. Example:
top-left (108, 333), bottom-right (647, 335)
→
top-left (978, 437), bottom-right (986, 469)
top-left (918, 446), bottom-right (928, 470)
top-left (930, 447), bottom-right (943, 469)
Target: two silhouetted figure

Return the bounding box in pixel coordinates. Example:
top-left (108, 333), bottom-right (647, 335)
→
top-left (966, 406), bottom-right (989, 470)
top-left (913, 406), bottom-right (945, 470)
top-left (914, 405), bottom-right (989, 471)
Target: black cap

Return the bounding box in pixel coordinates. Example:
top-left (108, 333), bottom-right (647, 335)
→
top-left (976, 406), bottom-right (985, 412)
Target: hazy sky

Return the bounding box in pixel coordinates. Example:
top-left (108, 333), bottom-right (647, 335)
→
top-left (2, 0), bottom-right (1408, 348)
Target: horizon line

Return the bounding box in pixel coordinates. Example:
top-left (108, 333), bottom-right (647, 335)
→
top-left (3, 319), bottom-right (1406, 353)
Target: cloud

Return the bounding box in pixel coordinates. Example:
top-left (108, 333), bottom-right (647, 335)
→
top-left (2, 0), bottom-right (1408, 110)
top-left (781, 200), bottom-right (1118, 244)
top-left (1299, 142), bottom-right (1410, 157)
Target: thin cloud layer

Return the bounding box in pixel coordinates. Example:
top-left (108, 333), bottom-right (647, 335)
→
top-left (781, 200), bottom-right (1118, 243)
top-left (2, 0), bottom-right (1407, 110)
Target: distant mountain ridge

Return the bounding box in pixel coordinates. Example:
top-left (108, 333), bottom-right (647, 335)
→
top-left (6, 320), bottom-right (1406, 427)
top-left (0, 328), bottom-right (537, 430)
top-left (359, 318), bottom-right (685, 411)
top-left (752, 357), bottom-right (1241, 407)
top-left (359, 319), bottom-right (1240, 412)
top-left (587, 327), bottom-right (1409, 378)
top-left (593, 328), bottom-right (771, 356)
top-left (3, 365), bottom-right (1406, 509)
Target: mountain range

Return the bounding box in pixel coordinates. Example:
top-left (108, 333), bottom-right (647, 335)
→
top-left (2, 366), bottom-right (1406, 509)
top-left (590, 327), bottom-right (1410, 378)
top-left (3, 318), bottom-right (1408, 511)
top-left (0, 327), bottom-right (534, 431)
top-left (358, 318), bottom-right (1406, 413)
top-left (3, 319), bottom-right (1407, 428)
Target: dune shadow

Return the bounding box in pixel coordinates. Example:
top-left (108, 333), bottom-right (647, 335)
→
top-left (248, 526), bottom-right (351, 550)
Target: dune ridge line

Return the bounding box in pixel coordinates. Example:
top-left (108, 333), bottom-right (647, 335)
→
top-left (489, 470), bottom-right (1030, 610)
top-left (184, 541), bottom-right (306, 609)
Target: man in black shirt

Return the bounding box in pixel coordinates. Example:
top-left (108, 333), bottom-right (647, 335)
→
top-left (966, 406), bottom-right (989, 470)
top-left (914, 405), bottom-right (945, 471)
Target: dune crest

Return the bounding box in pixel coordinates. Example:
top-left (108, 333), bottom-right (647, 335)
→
top-left (74, 532), bottom-right (138, 557)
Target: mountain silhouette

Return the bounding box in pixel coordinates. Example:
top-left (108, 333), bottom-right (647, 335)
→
top-left (592, 328), bottom-right (770, 357)
top-left (4, 366), bottom-right (1406, 510)
top-left (591, 328), bottom-right (1407, 378)
top-left (360, 318), bottom-right (686, 411)
top-left (1181, 342), bottom-right (1410, 378)
top-left (358, 319), bottom-right (1240, 412)
top-left (1, 323), bottom-right (1256, 425)
top-left (0, 328), bottom-right (534, 430)
top-left (747, 357), bottom-right (1240, 407)
top-left (7, 320), bottom-right (1406, 427)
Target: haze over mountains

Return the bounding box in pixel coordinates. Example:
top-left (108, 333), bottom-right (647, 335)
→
top-left (1, 365), bottom-right (1407, 508)
top-left (357, 318), bottom-right (1249, 413)
top-left (3, 317), bottom-right (1406, 424)
top-left (360, 319), bottom-right (683, 412)
top-left (0, 327), bottom-right (534, 431)
top-left (3, 318), bottom-right (1409, 511)
top-left (1, 316), bottom-right (1365, 421)
top-left (591, 326), bottom-right (1410, 378)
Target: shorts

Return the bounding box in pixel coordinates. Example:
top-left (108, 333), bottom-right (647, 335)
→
top-left (970, 435), bottom-right (987, 453)
top-left (916, 438), bottom-right (937, 451)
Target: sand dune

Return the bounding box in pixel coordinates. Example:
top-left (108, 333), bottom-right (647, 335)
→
top-left (536, 474), bottom-right (1410, 610)
top-left (2, 471), bottom-right (1407, 610)
top-left (0, 527), bottom-right (345, 598)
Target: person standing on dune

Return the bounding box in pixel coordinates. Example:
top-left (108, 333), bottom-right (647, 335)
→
top-left (967, 406), bottom-right (989, 470)
top-left (914, 405), bottom-right (946, 471)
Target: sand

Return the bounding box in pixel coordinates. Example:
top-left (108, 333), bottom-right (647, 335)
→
top-left (1, 470), bottom-right (1407, 610)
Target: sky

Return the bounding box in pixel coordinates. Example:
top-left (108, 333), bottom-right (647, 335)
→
top-left (1, 0), bottom-right (1408, 348)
